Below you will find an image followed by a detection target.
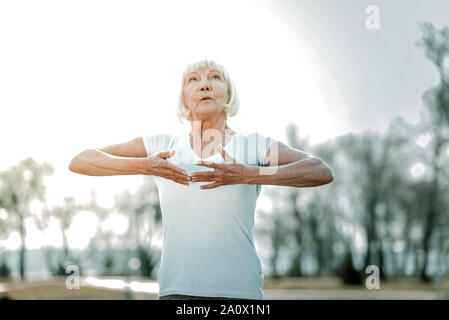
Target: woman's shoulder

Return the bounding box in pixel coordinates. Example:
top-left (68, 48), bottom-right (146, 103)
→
top-left (245, 131), bottom-right (271, 140)
top-left (229, 131), bottom-right (273, 143)
top-left (229, 130), bottom-right (258, 137)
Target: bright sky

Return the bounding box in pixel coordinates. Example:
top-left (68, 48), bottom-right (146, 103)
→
top-left (0, 0), bottom-right (343, 250)
top-left (1, 0), bottom-right (446, 250)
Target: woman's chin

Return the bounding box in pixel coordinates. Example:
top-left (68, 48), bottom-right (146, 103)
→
top-left (193, 108), bottom-right (222, 119)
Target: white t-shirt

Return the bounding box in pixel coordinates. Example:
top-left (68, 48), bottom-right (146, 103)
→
top-left (142, 131), bottom-right (275, 299)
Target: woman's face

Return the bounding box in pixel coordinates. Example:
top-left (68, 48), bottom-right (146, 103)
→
top-left (183, 67), bottom-right (229, 121)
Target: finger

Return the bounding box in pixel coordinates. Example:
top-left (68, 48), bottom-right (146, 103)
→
top-left (167, 172), bottom-right (191, 181)
top-left (174, 173), bottom-right (192, 181)
top-left (194, 160), bottom-right (219, 168)
top-left (200, 181), bottom-right (224, 190)
top-left (190, 171), bottom-right (215, 182)
top-left (159, 168), bottom-right (189, 180)
top-left (165, 173), bottom-right (190, 185)
top-left (172, 179), bottom-right (190, 186)
top-left (219, 145), bottom-right (236, 164)
top-left (158, 149), bottom-right (175, 159)
top-left (165, 162), bottom-right (188, 175)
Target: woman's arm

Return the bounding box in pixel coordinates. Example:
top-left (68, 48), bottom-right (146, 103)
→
top-left (69, 149), bottom-right (151, 176)
top-left (69, 137), bottom-right (191, 186)
top-left (244, 141), bottom-right (334, 188)
top-left (190, 141), bottom-right (334, 189)
top-left (68, 136), bottom-right (149, 176)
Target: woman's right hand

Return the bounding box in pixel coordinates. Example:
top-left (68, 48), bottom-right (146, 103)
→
top-left (146, 150), bottom-right (191, 186)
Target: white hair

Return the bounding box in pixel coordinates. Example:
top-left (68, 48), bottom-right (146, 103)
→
top-left (176, 59), bottom-right (240, 124)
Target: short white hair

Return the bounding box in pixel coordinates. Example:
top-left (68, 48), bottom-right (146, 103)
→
top-left (177, 59), bottom-right (240, 124)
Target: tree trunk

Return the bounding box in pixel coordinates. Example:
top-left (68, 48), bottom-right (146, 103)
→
top-left (19, 213), bottom-right (26, 280)
top-left (378, 241), bottom-right (387, 280)
top-left (420, 135), bottom-right (442, 282)
top-left (270, 218), bottom-right (282, 279)
top-left (364, 200), bottom-right (377, 268)
top-left (420, 178), bottom-right (438, 281)
top-left (288, 253), bottom-right (302, 277)
top-left (288, 189), bottom-right (303, 277)
top-left (270, 250), bottom-right (280, 279)
top-left (62, 231), bottom-right (69, 261)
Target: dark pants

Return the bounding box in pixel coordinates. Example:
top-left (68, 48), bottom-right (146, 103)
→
top-left (159, 294), bottom-right (244, 300)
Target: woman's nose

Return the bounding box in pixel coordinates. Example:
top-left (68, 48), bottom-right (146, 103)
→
top-left (199, 80), bottom-right (212, 91)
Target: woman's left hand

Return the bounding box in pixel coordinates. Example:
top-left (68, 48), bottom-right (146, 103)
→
top-left (190, 146), bottom-right (248, 189)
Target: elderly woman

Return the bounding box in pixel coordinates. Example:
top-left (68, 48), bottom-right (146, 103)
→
top-left (69, 59), bottom-right (334, 300)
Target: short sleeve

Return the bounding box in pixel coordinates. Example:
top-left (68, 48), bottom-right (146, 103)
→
top-left (142, 133), bottom-right (175, 157)
top-left (254, 132), bottom-right (277, 166)
top-left (250, 132), bottom-right (278, 197)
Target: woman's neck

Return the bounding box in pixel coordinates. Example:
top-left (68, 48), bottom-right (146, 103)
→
top-left (188, 117), bottom-right (236, 157)
top-left (189, 118), bottom-right (228, 138)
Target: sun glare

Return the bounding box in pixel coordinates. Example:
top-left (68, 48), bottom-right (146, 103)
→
top-left (0, 0), bottom-right (342, 252)
top-left (66, 211), bottom-right (100, 250)
top-left (410, 163), bottom-right (425, 178)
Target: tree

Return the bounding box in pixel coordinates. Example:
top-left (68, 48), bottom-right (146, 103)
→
top-left (36, 196), bottom-right (84, 276)
top-left (255, 186), bottom-right (291, 279)
top-left (334, 131), bottom-right (390, 280)
top-left (0, 158), bottom-right (53, 279)
top-left (114, 176), bottom-right (162, 278)
top-left (284, 123), bottom-right (312, 276)
top-left (0, 208), bottom-right (12, 279)
top-left (85, 190), bottom-right (119, 276)
top-left (339, 243), bottom-right (362, 285)
top-left (416, 22), bottom-right (449, 281)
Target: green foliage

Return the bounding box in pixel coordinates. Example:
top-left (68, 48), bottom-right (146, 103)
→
top-left (136, 246), bottom-right (157, 278)
top-left (103, 254), bottom-right (114, 276)
top-left (339, 248), bottom-right (362, 285)
top-left (415, 22), bottom-right (449, 281)
top-left (0, 158), bottom-right (54, 279)
top-left (0, 260), bottom-right (11, 279)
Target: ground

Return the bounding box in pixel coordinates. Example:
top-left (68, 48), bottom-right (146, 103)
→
top-left (0, 276), bottom-right (446, 300)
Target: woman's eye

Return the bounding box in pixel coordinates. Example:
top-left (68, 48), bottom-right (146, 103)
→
top-left (189, 77), bottom-right (198, 82)
top-left (212, 75), bottom-right (220, 80)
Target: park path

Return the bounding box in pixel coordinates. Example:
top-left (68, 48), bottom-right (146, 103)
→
top-left (0, 277), bottom-right (440, 300)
